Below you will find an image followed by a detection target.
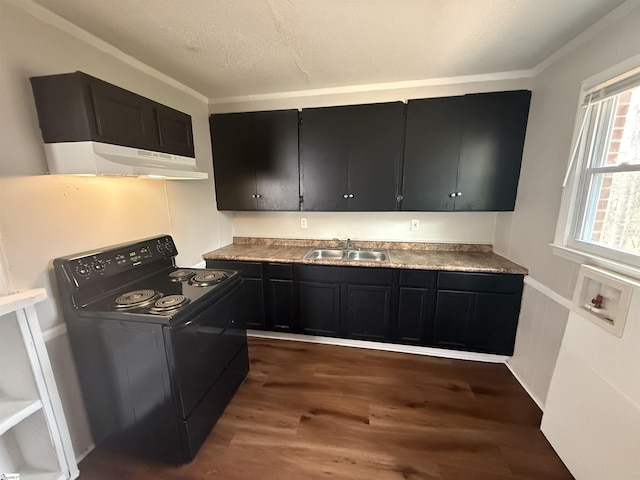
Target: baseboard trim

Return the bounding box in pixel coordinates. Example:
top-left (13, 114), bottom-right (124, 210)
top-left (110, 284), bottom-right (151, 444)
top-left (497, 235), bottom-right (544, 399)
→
top-left (43, 323), bottom-right (67, 342)
top-left (505, 360), bottom-right (545, 411)
top-left (75, 443), bottom-right (95, 463)
top-left (247, 330), bottom-right (509, 363)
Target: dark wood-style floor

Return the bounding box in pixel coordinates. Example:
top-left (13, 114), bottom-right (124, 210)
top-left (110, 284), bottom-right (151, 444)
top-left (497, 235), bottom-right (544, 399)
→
top-left (77, 338), bottom-right (573, 479)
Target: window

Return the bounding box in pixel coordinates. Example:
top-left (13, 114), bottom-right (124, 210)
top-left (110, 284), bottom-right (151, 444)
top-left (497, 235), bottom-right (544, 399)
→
top-left (557, 64), bottom-right (640, 273)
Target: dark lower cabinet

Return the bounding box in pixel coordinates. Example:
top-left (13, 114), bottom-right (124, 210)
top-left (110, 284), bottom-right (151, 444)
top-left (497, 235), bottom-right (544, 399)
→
top-left (397, 288), bottom-right (431, 344)
top-left (345, 284), bottom-right (391, 342)
top-left (433, 272), bottom-right (524, 355)
top-left (206, 259), bottom-right (523, 355)
top-left (265, 263), bottom-right (296, 332)
top-left (433, 291), bottom-right (475, 349)
top-left (298, 265), bottom-right (394, 341)
top-left (205, 260), bottom-right (265, 330)
top-left (469, 292), bottom-right (523, 354)
top-left (267, 280), bottom-right (295, 332)
top-left (298, 281), bottom-right (341, 336)
top-left (395, 269), bottom-right (437, 345)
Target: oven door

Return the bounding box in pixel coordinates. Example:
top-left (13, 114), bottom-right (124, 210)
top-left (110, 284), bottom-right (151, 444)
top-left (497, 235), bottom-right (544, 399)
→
top-left (166, 280), bottom-right (246, 419)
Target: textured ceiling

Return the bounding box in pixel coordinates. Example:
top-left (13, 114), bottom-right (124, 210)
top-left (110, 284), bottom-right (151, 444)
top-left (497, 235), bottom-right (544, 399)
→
top-left (29, 0), bottom-right (627, 99)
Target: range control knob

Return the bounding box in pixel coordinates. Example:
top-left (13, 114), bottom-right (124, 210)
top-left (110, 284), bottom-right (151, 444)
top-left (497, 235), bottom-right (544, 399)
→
top-left (156, 238), bottom-right (175, 255)
top-left (75, 262), bottom-right (91, 279)
top-left (93, 260), bottom-right (106, 274)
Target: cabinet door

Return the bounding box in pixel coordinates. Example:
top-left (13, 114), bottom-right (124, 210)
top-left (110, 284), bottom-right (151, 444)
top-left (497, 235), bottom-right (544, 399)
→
top-left (402, 96), bottom-right (463, 211)
top-left (298, 281), bottom-right (341, 336)
top-left (345, 284), bottom-right (391, 341)
top-left (240, 278), bottom-right (266, 330)
top-left (433, 290), bottom-right (475, 349)
top-left (155, 105), bottom-right (194, 157)
top-left (346, 103), bottom-right (404, 211)
top-left (469, 292), bottom-right (522, 355)
top-left (456, 91), bottom-right (531, 211)
top-left (253, 110), bottom-right (300, 211)
top-left (300, 107), bottom-right (350, 210)
top-left (397, 287), bottom-right (431, 345)
top-left (267, 279), bottom-right (295, 332)
top-left (300, 103), bottom-right (403, 211)
top-left (210, 113), bottom-right (258, 210)
top-left (205, 260), bottom-right (265, 330)
top-left (90, 79), bottom-right (158, 150)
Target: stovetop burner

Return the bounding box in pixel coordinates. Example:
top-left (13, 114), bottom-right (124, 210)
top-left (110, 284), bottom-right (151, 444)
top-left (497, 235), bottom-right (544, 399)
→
top-left (149, 294), bottom-right (190, 313)
top-left (114, 289), bottom-right (161, 309)
top-left (169, 269), bottom-right (196, 282)
top-left (189, 271), bottom-right (228, 287)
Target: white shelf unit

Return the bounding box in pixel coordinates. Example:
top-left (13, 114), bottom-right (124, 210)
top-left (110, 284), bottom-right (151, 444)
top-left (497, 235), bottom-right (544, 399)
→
top-left (0, 289), bottom-right (78, 480)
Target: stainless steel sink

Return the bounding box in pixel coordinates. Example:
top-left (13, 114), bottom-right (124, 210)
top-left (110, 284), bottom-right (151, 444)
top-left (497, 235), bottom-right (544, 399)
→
top-left (346, 249), bottom-right (388, 262)
top-left (304, 248), bottom-right (389, 262)
top-left (303, 248), bottom-right (345, 260)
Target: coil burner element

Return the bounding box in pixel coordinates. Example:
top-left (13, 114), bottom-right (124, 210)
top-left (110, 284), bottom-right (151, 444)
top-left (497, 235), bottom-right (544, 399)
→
top-left (169, 269), bottom-right (196, 282)
top-left (114, 289), bottom-right (161, 309)
top-left (189, 271), bottom-right (228, 287)
top-left (149, 294), bottom-right (190, 313)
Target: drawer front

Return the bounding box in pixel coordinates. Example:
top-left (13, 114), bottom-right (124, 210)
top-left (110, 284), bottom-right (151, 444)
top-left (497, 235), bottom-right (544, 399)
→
top-left (267, 262), bottom-right (293, 280)
top-left (206, 260), bottom-right (262, 278)
top-left (399, 269), bottom-right (436, 288)
top-left (437, 272), bottom-right (523, 294)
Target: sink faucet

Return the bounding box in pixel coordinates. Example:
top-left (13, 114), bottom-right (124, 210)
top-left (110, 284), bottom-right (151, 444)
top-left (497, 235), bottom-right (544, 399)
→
top-left (332, 238), bottom-right (354, 249)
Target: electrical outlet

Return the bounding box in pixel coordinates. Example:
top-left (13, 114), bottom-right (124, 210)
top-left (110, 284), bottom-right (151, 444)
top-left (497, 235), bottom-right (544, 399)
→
top-left (300, 218), bottom-right (308, 229)
top-left (411, 219), bottom-right (419, 231)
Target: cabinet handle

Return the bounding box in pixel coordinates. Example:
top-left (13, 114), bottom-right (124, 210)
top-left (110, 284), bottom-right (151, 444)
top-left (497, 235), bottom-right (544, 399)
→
top-left (449, 193), bottom-right (456, 198)
top-left (251, 194), bottom-right (257, 198)
top-left (256, 194), bottom-right (262, 198)
top-left (343, 194), bottom-right (348, 199)
top-left (348, 194), bottom-right (354, 198)
top-left (456, 192), bottom-right (462, 197)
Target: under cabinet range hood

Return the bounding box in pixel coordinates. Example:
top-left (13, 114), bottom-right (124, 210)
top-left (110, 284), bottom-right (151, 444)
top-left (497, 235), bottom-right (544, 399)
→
top-left (30, 71), bottom-right (208, 180)
top-left (44, 141), bottom-right (209, 179)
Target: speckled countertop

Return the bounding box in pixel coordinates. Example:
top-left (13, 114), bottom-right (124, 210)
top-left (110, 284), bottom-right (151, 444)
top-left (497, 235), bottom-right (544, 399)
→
top-left (202, 238), bottom-right (528, 274)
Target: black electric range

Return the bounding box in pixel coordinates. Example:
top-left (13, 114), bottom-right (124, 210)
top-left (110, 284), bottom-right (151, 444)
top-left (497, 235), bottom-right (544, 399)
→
top-left (54, 235), bottom-right (249, 463)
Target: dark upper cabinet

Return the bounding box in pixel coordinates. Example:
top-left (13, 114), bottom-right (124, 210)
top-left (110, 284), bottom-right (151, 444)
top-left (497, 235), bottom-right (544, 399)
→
top-left (300, 102), bottom-right (405, 211)
top-left (402, 90), bottom-right (531, 211)
top-left (30, 71), bottom-right (195, 157)
top-left (155, 105), bottom-right (195, 158)
top-left (210, 110), bottom-right (299, 211)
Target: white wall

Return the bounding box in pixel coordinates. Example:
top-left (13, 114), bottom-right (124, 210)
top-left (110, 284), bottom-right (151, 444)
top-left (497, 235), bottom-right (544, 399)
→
top-left (0, 2), bottom-right (226, 457)
top-left (507, 282), bottom-right (570, 408)
top-left (498, 0), bottom-right (640, 460)
top-left (232, 211), bottom-right (497, 244)
top-left (542, 278), bottom-right (640, 479)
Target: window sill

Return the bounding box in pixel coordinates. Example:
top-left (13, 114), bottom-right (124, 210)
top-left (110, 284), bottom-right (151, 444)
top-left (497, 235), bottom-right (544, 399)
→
top-left (551, 244), bottom-right (640, 281)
